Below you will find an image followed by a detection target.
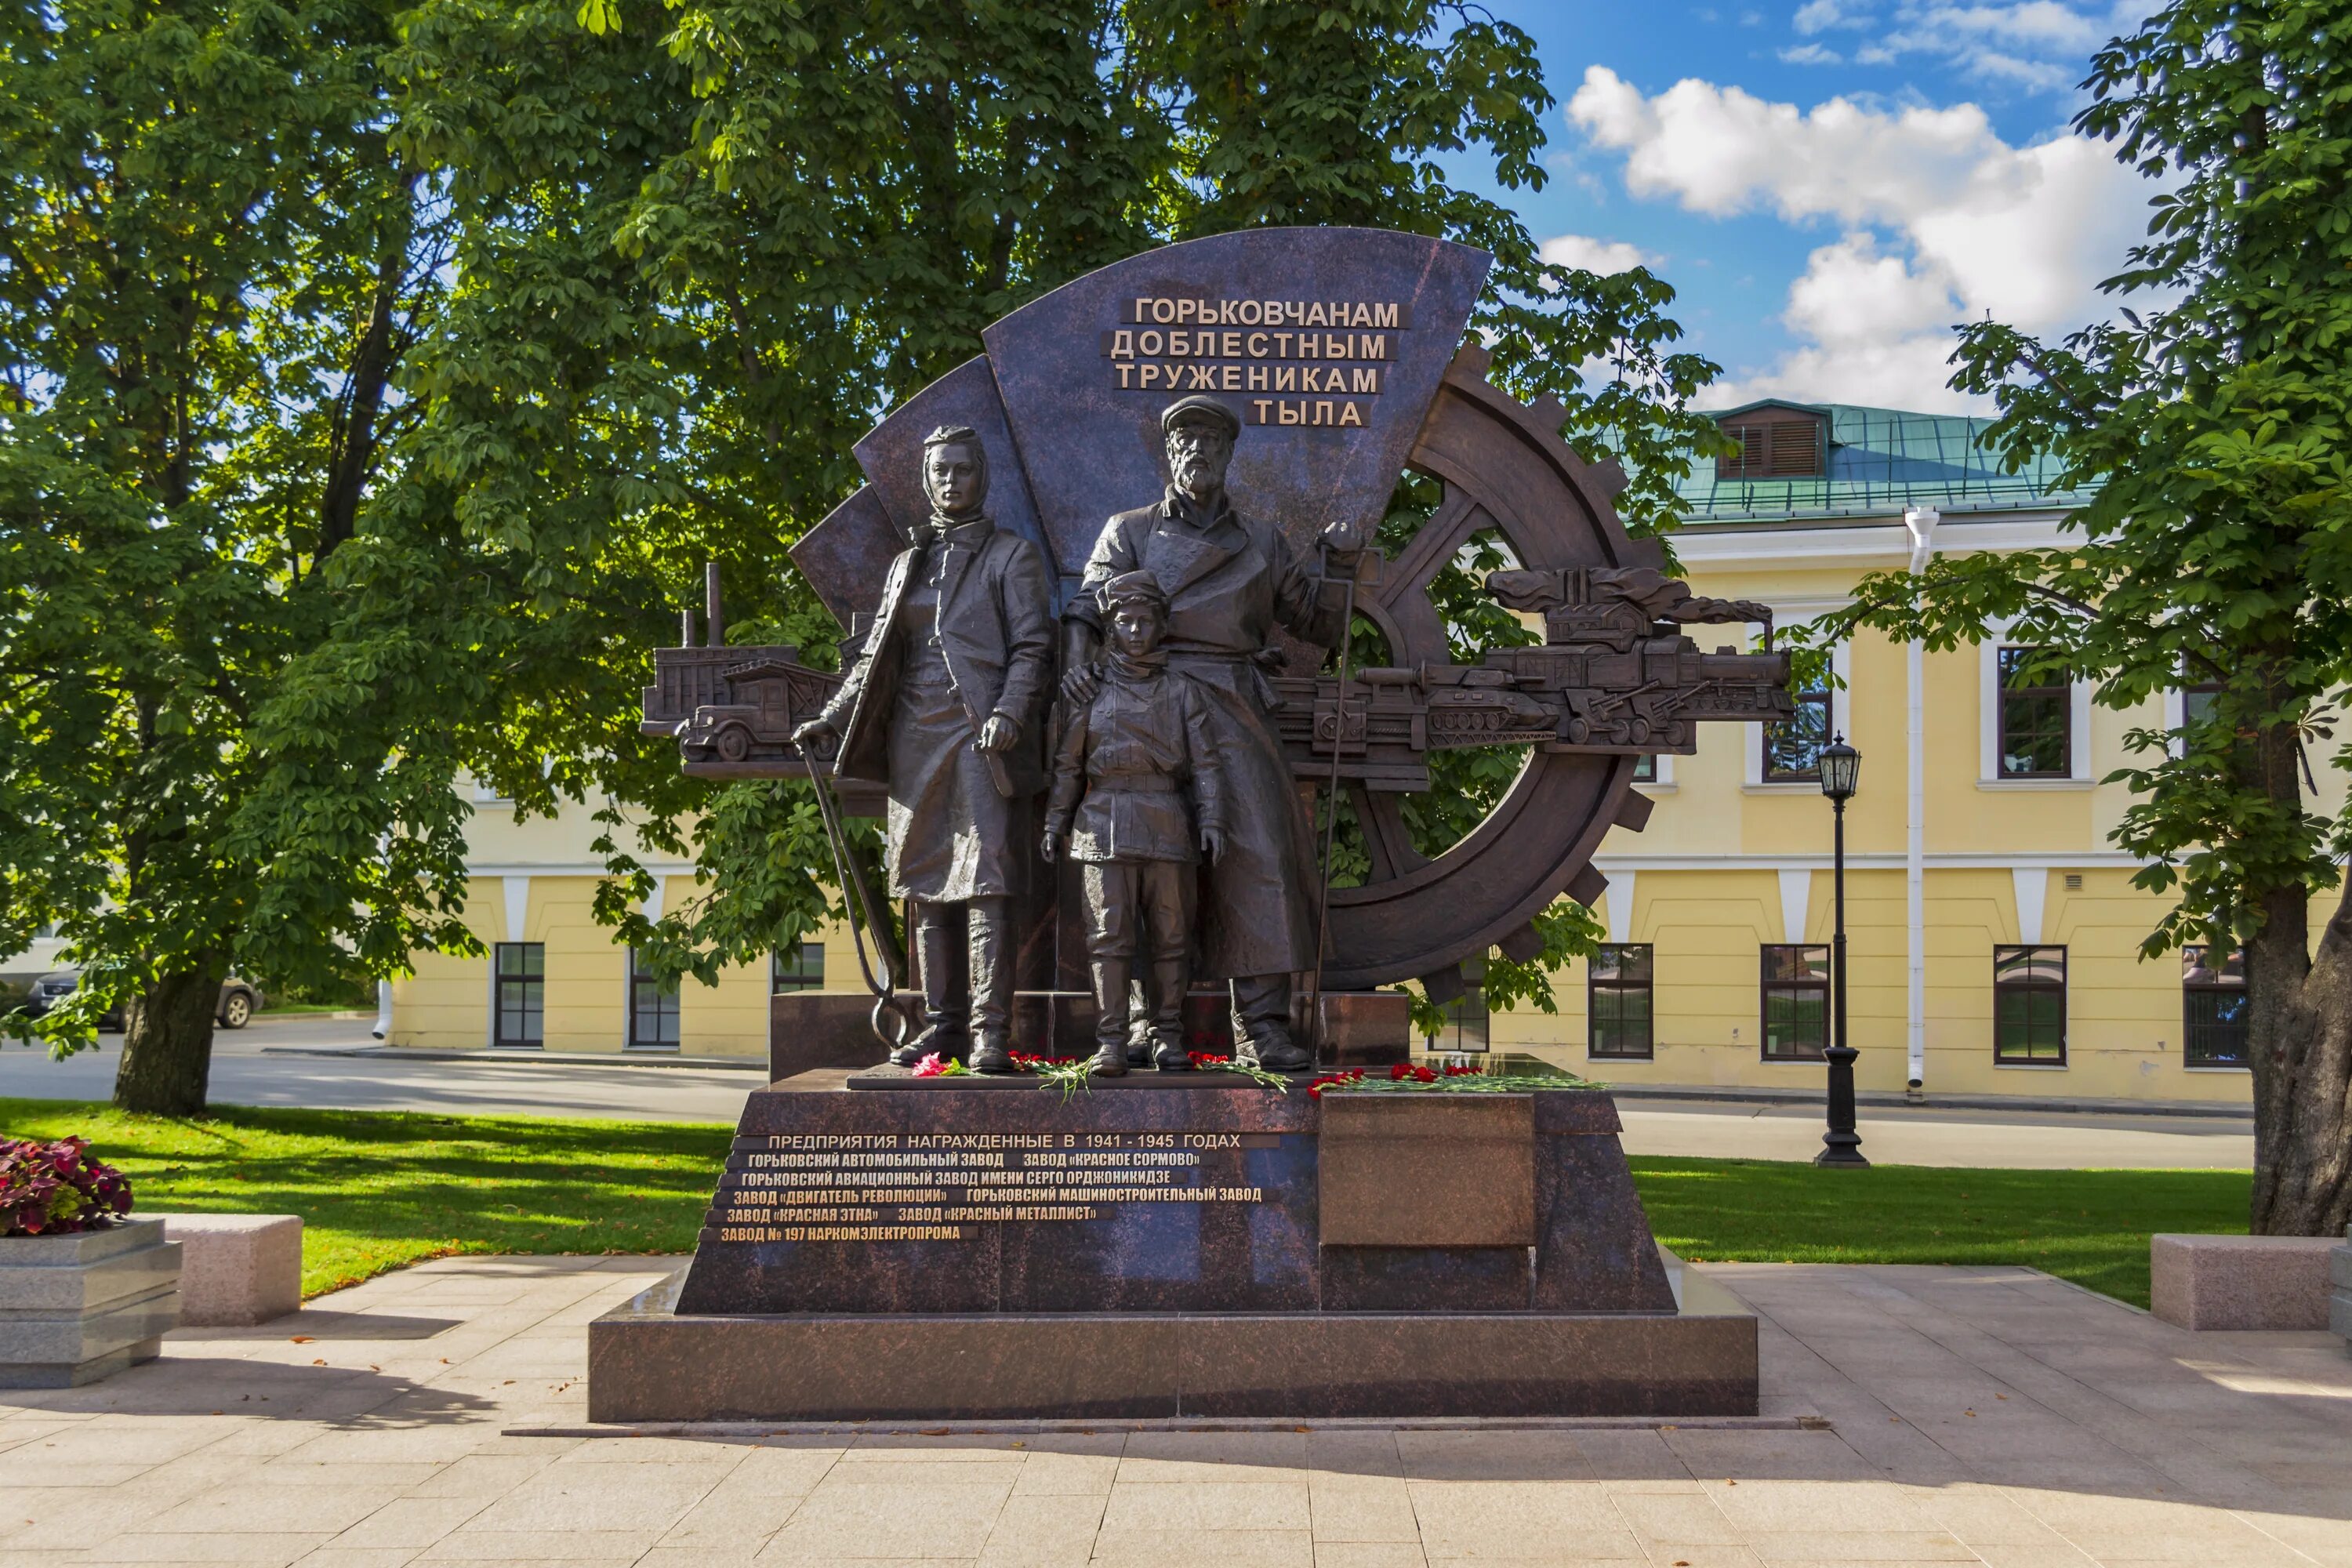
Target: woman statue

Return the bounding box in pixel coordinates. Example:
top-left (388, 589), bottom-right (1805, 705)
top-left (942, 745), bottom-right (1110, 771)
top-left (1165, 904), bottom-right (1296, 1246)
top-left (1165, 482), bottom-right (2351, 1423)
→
top-left (793, 426), bottom-right (1055, 1072)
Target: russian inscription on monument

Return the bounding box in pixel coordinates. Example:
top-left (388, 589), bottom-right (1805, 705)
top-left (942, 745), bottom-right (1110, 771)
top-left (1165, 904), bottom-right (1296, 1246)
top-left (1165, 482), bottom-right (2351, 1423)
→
top-left (714, 1131), bottom-right (1271, 1243)
top-left (1101, 294), bottom-right (1414, 426)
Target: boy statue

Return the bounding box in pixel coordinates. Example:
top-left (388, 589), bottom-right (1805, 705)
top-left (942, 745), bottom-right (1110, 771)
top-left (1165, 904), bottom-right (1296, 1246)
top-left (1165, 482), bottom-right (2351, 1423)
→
top-left (1042, 572), bottom-right (1225, 1076)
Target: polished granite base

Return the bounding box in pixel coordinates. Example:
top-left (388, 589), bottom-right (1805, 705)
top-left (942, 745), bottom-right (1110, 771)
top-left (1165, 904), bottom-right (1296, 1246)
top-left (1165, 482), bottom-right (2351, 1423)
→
top-left (589, 1248), bottom-right (1758, 1421)
top-left (593, 1076), bottom-right (1757, 1421)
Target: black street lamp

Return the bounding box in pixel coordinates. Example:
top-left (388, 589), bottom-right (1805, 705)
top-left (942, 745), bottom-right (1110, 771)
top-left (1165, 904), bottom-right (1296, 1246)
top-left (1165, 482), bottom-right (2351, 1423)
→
top-left (1816, 734), bottom-right (1868, 1168)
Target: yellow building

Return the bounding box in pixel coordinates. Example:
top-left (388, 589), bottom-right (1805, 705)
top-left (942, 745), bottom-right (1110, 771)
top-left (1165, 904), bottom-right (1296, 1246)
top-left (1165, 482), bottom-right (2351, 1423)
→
top-left (389, 400), bottom-right (2330, 1104)
top-left (385, 781), bottom-right (804, 1059)
top-left (1477, 399), bottom-right (2330, 1106)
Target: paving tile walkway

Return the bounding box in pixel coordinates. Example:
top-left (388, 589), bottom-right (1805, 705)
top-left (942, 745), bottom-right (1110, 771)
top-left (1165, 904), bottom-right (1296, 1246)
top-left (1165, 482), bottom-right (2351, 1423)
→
top-left (1, 1255), bottom-right (2344, 1567)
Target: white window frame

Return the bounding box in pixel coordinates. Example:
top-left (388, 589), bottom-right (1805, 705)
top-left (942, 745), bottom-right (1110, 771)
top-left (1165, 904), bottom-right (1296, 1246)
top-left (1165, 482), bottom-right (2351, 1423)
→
top-left (1979, 628), bottom-right (2091, 789)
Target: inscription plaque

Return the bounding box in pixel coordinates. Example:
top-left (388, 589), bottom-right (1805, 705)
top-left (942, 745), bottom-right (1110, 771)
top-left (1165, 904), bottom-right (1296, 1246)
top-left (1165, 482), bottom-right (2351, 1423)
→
top-left (712, 1131), bottom-right (1275, 1243)
top-left (673, 1085), bottom-right (1321, 1315)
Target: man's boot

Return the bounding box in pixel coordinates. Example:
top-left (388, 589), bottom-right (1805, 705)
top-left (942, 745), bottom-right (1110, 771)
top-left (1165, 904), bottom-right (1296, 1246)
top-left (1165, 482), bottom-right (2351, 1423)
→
top-left (891, 901), bottom-right (967, 1067)
top-left (1148, 958), bottom-right (1193, 1072)
top-left (967, 896), bottom-right (1018, 1073)
top-left (1087, 956), bottom-right (1131, 1077)
top-left (1231, 973), bottom-right (1313, 1072)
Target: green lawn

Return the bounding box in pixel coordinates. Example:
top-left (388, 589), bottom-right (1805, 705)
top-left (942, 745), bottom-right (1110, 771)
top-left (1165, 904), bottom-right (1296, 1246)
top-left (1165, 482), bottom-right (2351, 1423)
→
top-left (0, 1099), bottom-right (2248, 1308)
top-left (0, 1099), bottom-right (730, 1295)
top-left (1632, 1156), bottom-right (2249, 1308)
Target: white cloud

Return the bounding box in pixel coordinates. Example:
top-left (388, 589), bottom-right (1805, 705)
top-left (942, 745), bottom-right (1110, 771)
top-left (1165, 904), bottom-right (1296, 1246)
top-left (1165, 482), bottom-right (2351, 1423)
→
top-left (1792, 0), bottom-right (1857, 31)
top-left (1538, 234), bottom-right (1661, 274)
top-left (1839, 0), bottom-right (2121, 92)
top-left (1779, 42), bottom-right (1845, 64)
top-left (1963, 51), bottom-right (2078, 91)
top-left (1783, 234), bottom-right (1958, 348)
top-left (1566, 67), bottom-right (2158, 409)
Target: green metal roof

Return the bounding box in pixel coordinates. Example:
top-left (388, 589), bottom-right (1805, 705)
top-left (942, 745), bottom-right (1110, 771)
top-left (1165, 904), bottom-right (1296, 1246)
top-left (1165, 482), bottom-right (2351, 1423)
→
top-left (1668, 400), bottom-right (2100, 524)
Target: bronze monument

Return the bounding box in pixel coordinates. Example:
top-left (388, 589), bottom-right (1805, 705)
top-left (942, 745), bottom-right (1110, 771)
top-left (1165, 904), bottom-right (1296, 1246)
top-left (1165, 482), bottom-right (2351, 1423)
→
top-left (789, 425), bottom-right (1054, 1073)
top-left (1043, 569), bottom-right (1226, 1077)
top-left (602, 227), bottom-right (1801, 1425)
top-left (1059, 394), bottom-right (1359, 1071)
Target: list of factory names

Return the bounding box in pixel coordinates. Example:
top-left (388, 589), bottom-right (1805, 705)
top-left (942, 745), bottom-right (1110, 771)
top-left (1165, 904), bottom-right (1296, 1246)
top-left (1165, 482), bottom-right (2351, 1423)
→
top-left (711, 1131), bottom-right (1275, 1243)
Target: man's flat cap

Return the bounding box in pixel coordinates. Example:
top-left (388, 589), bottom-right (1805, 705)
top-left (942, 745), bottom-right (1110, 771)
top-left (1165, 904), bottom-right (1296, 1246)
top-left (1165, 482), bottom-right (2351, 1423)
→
top-left (1160, 395), bottom-right (1240, 437)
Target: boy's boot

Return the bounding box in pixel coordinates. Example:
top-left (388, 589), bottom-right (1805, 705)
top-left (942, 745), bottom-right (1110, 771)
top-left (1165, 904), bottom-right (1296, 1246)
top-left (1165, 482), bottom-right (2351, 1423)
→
top-left (1087, 956), bottom-right (1131, 1076)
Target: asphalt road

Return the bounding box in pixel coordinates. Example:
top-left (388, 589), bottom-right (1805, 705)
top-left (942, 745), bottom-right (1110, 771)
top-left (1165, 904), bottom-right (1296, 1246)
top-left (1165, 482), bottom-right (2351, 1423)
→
top-left (0, 1014), bottom-right (2255, 1169)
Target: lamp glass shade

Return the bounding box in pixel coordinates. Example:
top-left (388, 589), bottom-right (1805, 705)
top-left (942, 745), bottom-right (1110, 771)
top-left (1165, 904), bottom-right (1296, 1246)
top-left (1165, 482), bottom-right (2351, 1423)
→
top-left (1819, 735), bottom-right (1861, 801)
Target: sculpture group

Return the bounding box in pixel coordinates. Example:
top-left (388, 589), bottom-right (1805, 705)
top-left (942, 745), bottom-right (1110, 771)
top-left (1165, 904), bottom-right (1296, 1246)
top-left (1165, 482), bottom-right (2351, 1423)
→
top-left (638, 230), bottom-right (1798, 1070)
top-left (793, 396), bottom-right (1360, 1076)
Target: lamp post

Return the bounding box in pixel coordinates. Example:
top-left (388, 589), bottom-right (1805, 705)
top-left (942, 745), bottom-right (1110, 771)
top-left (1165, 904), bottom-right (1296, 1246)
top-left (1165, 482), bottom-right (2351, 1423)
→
top-left (1815, 733), bottom-right (1868, 1167)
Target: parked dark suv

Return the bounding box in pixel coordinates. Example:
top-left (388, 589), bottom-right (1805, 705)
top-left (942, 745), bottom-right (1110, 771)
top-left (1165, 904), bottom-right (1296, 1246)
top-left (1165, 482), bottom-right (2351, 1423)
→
top-left (20, 971), bottom-right (263, 1030)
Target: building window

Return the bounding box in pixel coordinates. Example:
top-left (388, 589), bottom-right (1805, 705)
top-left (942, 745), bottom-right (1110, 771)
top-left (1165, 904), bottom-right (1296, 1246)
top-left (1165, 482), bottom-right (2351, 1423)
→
top-left (1717, 417), bottom-right (1825, 480)
top-left (492, 942), bottom-right (543, 1048)
top-left (1632, 753), bottom-right (1656, 783)
top-left (771, 942), bottom-right (826, 993)
top-left (1997, 648), bottom-right (2071, 778)
top-left (1422, 956), bottom-right (1489, 1054)
top-left (627, 949), bottom-right (681, 1051)
top-left (2181, 673), bottom-right (2225, 731)
top-left (1993, 945), bottom-right (2067, 1063)
top-left (2183, 946), bottom-right (2249, 1068)
top-left (1759, 944), bottom-right (1829, 1060)
top-left (1588, 945), bottom-right (1653, 1060)
top-left (1763, 687), bottom-right (1831, 782)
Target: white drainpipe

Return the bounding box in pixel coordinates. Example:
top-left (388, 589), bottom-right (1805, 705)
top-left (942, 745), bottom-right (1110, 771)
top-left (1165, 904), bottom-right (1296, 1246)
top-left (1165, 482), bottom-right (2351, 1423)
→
top-left (1903, 506), bottom-right (1939, 1095)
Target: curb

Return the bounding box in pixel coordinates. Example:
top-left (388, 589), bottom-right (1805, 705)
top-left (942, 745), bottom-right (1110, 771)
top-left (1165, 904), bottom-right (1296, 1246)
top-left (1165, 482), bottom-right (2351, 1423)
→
top-left (257, 1045), bottom-right (769, 1073)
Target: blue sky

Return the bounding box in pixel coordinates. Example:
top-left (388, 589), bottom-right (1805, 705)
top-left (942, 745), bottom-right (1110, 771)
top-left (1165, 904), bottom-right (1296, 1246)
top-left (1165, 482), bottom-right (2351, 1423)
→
top-left (1448, 1), bottom-right (2165, 412)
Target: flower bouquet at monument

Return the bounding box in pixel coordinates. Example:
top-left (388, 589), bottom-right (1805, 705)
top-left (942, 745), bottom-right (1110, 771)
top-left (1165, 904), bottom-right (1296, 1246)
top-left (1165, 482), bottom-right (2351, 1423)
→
top-left (0, 1136), bottom-right (132, 1236)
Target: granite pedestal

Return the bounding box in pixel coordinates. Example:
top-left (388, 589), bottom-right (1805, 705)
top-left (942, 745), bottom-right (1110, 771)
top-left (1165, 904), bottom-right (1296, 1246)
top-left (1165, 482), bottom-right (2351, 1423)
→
top-left (149, 1213), bottom-right (302, 1327)
top-left (590, 1074), bottom-right (1757, 1421)
top-left (2151, 1232), bottom-right (2339, 1330)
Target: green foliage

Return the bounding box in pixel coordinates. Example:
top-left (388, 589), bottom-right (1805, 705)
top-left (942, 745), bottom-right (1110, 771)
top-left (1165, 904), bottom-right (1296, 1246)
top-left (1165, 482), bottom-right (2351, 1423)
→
top-left (6, 2), bottom-right (1722, 1062)
top-left (0, 0), bottom-right (445, 1072)
top-left (1784, 0), bottom-right (2352, 1232)
top-left (331, 0), bottom-right (1722, 1005)
top-left (1798, 0), bottom-right (2352, 963)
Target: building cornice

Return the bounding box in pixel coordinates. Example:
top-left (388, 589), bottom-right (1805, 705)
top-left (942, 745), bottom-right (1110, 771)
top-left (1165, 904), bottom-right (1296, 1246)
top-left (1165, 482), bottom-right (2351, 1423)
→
top-left (1592, 851), bottom-right (2150, 872)
top-left (1670, 510), bottom-right (2072, 565)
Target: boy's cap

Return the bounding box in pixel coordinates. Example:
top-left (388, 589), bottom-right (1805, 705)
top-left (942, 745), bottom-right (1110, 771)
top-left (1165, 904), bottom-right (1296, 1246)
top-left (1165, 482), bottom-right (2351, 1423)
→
top-left (1099, 570), bottom-right (1171, 612)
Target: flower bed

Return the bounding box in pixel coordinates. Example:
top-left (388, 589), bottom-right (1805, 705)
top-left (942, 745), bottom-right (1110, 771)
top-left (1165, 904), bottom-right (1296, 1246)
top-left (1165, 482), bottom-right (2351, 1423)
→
top-left (910, 1048), bottom-right (1288, 1095)
top-left (906, 1051), bottom-right (1594, 1099)
top-left (0, 1137), bottom-right (132, 1236)
top-left (1308, 1062), bottom-right (1601, 1098)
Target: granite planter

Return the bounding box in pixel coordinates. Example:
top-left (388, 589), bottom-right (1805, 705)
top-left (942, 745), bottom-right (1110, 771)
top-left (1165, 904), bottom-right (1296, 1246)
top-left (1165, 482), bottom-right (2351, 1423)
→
top-left (0, 1219), bottom-right (181, 1387)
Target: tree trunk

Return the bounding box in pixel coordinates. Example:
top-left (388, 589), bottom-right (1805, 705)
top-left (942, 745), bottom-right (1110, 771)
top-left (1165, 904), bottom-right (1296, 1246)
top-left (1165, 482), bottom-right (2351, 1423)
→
top-left (114, 965), bottom-right (222, 1116)
top-left (2248, 875), bottom-right (2352, 1236)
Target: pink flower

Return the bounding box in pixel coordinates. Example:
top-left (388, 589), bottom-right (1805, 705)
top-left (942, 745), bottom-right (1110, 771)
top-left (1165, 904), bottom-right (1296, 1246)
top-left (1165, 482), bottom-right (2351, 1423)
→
top-left (912, 1053), bottom-right (946, 1078)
